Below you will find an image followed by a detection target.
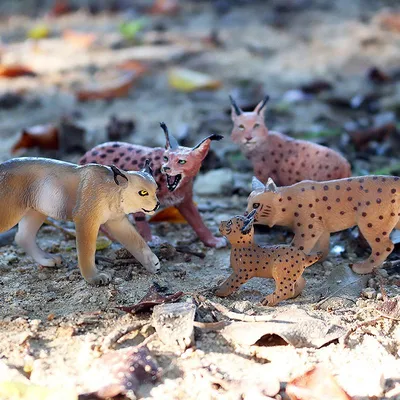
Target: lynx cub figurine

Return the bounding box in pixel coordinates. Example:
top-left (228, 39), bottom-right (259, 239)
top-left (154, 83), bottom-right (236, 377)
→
top-left (247, 175), bottom-right (400, 274)
top-left (0, 157), bottom-right (160, 285)
top-left (230, 95), bottom-right (351, 185)
top-left (215, 210), bottom-right (323, 306)
top-left (80, 122), bottom-right (225, 248)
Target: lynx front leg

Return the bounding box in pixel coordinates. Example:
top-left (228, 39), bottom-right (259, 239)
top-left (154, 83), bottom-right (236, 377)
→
top-left (292, 228), bottom-right (324, 254)
top-left (75, 218), bottom-right (110, 285)
top-left (215, 271), bottom-right (253, 297)
top-left (15, 210), bottom-right (62, 267)
top-left (177, 200), bottom-right (226, 248)
top-left (313, 231), bottom-right (330, 260)
top-left (133, 212), bottom-right (152, 242)
top-left (105, 216), bottom-right (160, 273)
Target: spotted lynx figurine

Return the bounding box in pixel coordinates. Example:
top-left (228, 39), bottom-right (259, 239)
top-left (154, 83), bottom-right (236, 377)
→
top-left (248, 175), bottom-right (400, 274)
top-left (0, 157), bottom-right (160, 285)
top-left (230, 96), bottom-right (351, 185)
top-left (215, 210), bottom-right (322, 306)
top-left (80, 122), bottom-right (226, 248)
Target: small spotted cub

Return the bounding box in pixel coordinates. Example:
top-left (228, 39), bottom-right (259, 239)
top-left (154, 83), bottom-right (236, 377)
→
top-left (215, 210), bottom-right (322, 306)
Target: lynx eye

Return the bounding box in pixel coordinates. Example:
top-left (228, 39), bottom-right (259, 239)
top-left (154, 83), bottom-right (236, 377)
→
top-left (138, 190), bottom-right (149, 196)
top-left (253, 203), bottom-right (260, 209)
top-left (253, 123), bottom-right (260, 129)
top-left (163, 156), bottom-right (168, 162)
top-left (238, 124), bottom-right (245, 131)
top-left (178, 159), bottom-right (187, 164)
top-left (227, 220), bottom-right (232, 226)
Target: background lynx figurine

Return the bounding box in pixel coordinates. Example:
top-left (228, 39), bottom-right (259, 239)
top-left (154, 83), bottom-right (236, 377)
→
top-left (215, 210), bottom-right (323, 306)
top-left (80, 122), bottom-right (226, 248)
top-left (248, 175), bottom-right (400, 274)
top-left (230, 95), bottom-right (351, 185)
top-left (0, 157), bottom-right (160, 285)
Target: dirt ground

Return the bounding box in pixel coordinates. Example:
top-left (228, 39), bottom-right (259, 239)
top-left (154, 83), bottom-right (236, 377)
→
top-left (1, 0), bottom-right (400, 399)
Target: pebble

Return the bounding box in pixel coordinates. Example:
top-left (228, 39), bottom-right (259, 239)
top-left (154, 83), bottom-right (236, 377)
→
top-left (194, 168), bottom-right (234, 196)
top-left (114, 277), bottom-right (124, 285)
top-left (322, 261), bottom-right (333, 269)
top-left (368, 278), bottom-right (376, 289)
top-left (362, 287), bottom-right (376, 299)
top-left (378, 269), bottom-right (389, 278)
top-left (232, 300), bottom-right (253, 313)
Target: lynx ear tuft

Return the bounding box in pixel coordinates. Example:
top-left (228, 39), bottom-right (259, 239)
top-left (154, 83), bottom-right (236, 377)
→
top-left (141, 159), bottom-right (153, 177)
top-left (229, 95), bottom-right (243, 116)
top-left (160, 122), bottom-right (179, 150)
top-left (265, 177), bottom-right (277, 193)
top-left (110, 165), bottom-right (128, 186)
top-left (254, 95), bottom-right (270, 115)
top-left (241, 212), bottom-right (256, 234)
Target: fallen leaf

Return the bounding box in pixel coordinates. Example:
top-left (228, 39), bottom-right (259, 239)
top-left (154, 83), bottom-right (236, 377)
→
top-left (117, 283), bottom-right (184, 314)
top-left (286, 365), bottom-right (351, 400)
top-left (168, 67), bottom-right (222, 92)
top-left (347, 122), bottom-right (396, 149)
top-left (106, 114), bottom-right (135, 141)
top-left (149, 0), bottom-right (180, 15)
top-left (50, 0), bottom-right (74, 16)
top-left (119, 20), bottom-right (146, 41)
top-left (96, 236), bottom-right (112, 251)
top-left (367, 67), bottom-right (392, 84)
top-left (221, 308), bottom-right (345, 348)
top-left (76, 72), bottom-right (140, 101)
top-left (149, 206), bottom-right (187, 223)
top-left (11, 124), bottom-right (59, 154)
top-left (62, 30), bottom-right (98, 48)
top-left (116, 60), bottom-right (148, 74)
top-left (300, 80), bottom-right (333, 94)
top-left (82, 346), bottom-right (161, 398)
top-left (27, 24), bottom-right (50, 40)
top-left (0, 65), bottom-right (36, 78)
top-left (313, 263), bottom-right (369, 310)
top-left (0, 381), bottom-right (77, 400)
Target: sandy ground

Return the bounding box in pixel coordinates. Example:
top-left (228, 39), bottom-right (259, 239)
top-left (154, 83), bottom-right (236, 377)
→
top-left (1, 1), bottom-right (400, 399)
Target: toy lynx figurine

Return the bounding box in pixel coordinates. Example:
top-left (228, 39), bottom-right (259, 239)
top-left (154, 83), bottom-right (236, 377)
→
top-left (248, 175), bottom-right (400, 274)
top-left (229, 95), bottom-right (351, 185)
top-left (215, 210), bottom-right (323, 306)
top-left (0, 157), bottom-right (160, 285)
top-left (80, 122), bottom-right (226, 248)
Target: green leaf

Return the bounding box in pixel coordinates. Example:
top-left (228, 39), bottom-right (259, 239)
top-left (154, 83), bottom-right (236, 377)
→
top-left (119, 19), bottom-right (145, 40)
top-left (371, 162), bottom-right (400, 175)
top-left (296, 129), bottom-right (342, 139)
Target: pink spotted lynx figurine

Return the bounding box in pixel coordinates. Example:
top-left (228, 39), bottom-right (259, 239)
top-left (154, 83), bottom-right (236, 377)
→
top-left (215, 210), bottom-right (323, 306)
top-left (80, 123), bottom-right (226, 248)
top-left (230, 95), bottom-right (351, 185)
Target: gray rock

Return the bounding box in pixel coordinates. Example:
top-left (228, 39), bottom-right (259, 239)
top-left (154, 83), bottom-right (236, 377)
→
top-left (194, 168), bottom-right (234, 196)
top-left (152, 302), bottom-right (196, 351)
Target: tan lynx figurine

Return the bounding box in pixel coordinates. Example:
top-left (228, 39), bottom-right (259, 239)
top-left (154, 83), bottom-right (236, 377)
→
top-left (247, 175), bottom-right (400, 274)
top-left (215, 210), bottom-right (322, 306)
top-left (0, 157), bottom-right (160, 285)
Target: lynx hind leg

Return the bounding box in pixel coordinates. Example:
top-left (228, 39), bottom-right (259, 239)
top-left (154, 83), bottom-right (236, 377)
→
top-left (15, 210), bottom-right (62, 267)
top-left (353, 213), bottom-right (398, 274)
top-left (261, 257), bottom-right (307, 306)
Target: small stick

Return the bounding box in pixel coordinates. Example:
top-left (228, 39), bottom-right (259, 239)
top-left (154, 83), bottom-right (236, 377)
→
top-left (193, 321), bottom-right (229, 330)
top-left (113, 258), bottom-right (140, 266)
top-left (342, 317), bottom-right (382, 347)
top-left (101, 321), bottom-right (149, 351)
top-left (175, 245), bottom-right (206, 259)
top-left (44, 218), bottom-right (76, 239)
top-left (193, 294), bottom-right (275, 322)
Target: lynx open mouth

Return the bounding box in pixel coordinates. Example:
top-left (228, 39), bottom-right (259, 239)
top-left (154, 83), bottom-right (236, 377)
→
top-left (142, 201), bottom-right (160, 213)
top-left (166, 174), bottom-right (182, 191)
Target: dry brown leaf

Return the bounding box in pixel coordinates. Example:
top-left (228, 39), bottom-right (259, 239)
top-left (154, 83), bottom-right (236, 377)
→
top-left (149, 206), bottom-right (187, 223)
top-left (221, 308), bottom-right (345, 348)
top-left (168, 67), bottom-right (222, 92)
top-left (116, 60), bottom-right (148, 74)
top-left (286, 365), bottom-right (351, 400)
top-left (149, 0), bottom-right (180, 15)
top-left (0, 65), bottom-right (36, 78)
top-left (76, 72), bottom-right (140, 102)
top-left (116, 283), bottom-right (184, 314)
top-left (11, 124), bottom-right (59, 154)
top-left (62, 30), bottom-right (98, 48)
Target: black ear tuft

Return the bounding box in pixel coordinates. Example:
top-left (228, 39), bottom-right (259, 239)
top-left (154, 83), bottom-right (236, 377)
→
top-left (229, 95), bottom-right (243, 116)
top-left (209, 134), bottom-right (224, 141)
top-left (141, 159), bottom-right (153, 177)
top-left (110, 165), bottom-right (128, 186)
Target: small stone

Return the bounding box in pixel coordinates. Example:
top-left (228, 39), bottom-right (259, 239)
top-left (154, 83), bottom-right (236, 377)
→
top-left (362, 287), bottom-right (376, 299)
top-left (378, 269), bottom-right (389, 278)
top-left (4, 253), bottom-right (18, 264)
top-left (194, 168), bottom-right (234, 196)
top-left (322, 261), bottom-right (333, 269)
top-left (232, 300), bottom-right (253, 313)
top-left (114, 277), bottom-right (124, 285)
top-left (152, 303), bottom-right (196, 351)
top-left (89, 296), bottom-right (98, 304)
top-left (368, 278), bottom-right (376, 289)
top-left (376, 293), bottom-right (383, 301)
top-left (37, 272), bottom-right (48, 281)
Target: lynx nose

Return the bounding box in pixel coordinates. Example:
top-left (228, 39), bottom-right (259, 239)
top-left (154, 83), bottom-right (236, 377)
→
top-left (162, 166), bottom-right (171, 173)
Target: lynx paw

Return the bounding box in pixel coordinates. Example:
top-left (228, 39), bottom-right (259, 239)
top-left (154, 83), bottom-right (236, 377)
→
top-left (204, 237), bottom-right (227, 249)
top-left (143, 253), bottom-right (160, 274)
top-left (351, 262), bottom-right (375, 275)
top-left (39, 254), bottom-right (63, 268)
top-left (260, 294), bottom-right (279, 307)
top-left (85, 272), bottom-right (111, 286)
